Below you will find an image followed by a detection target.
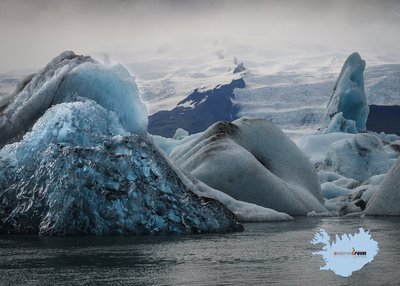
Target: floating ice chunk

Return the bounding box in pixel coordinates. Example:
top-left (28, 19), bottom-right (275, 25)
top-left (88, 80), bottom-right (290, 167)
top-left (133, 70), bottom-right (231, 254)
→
top-left (379, 133), bottom-right (400, 143)
top-left (173, 128), bottom-right (189, 140)
top-left (321, 182), bottom-right (354, 199)
top-left (321, 52), bottom-right (369, 133)
top-left (366, 158), bottom-right (400, 215)
top-left (343, 211), bottom-right (365, 217)
top-left (323, 112), bottom-right (357, 134)
top-left (323, 194), bottom-right (365, 216)
top-left (324, 198), bottom-right (341, 211)
top-left (317, 171), bottom-right (359, 194)
top-left (323, 181), bottom-right (372, 216)
top-left (325, 133), bottom-right (393, 181)
top-left (298, 132), bottom-right (355, 163)
top-left (358, 174), bottom-right (386, 202)
top-left (317, 170), bottom-right (348, 184)
top-left (384, 144), bottom-right (399, 160)
top-left (307, 211), bottom-right (337, 217)
top-left (338, 202), bottom-right (365, 216)
top-left (332, 177), bottom-right (359, 189)
top-left (170, 118), bottom-right (327, 215)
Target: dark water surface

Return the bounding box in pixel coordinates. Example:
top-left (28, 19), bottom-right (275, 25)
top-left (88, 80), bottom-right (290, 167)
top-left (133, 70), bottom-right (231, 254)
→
top-left (0, 217), bottom-right (399, 285)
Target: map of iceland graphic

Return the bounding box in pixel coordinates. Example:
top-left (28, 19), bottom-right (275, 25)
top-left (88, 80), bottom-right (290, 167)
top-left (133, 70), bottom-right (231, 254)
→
top-left (311, 228), bottom-right (379, 277)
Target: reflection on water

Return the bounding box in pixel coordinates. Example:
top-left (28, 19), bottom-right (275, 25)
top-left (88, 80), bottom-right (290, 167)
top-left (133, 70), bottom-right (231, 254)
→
top-left (0, 217), bottom-right (399, 285)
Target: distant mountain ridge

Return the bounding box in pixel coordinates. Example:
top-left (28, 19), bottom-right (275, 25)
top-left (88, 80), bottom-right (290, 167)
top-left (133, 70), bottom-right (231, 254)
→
top-left (148, 78), bottom-right (245, 137)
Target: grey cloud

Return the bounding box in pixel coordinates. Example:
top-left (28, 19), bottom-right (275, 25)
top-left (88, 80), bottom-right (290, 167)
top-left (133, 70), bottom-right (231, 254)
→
top-left (0, 0), bottom-right (399, 72)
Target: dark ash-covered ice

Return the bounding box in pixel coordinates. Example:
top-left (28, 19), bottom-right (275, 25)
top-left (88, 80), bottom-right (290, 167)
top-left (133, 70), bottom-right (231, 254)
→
top-left (0, 134), bottom-right (241, 235)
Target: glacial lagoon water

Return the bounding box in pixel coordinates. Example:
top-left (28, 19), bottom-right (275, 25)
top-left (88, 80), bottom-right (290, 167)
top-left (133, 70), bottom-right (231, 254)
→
top-left (0, 217), bottom-right (399, 285)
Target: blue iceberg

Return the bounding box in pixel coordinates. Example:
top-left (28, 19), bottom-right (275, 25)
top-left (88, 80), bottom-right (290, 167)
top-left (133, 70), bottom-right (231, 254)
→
top-left (0, 52), bottom-right (242, 235)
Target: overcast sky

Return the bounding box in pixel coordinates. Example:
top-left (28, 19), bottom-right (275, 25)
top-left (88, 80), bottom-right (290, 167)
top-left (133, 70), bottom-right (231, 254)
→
top-left (1, 0), bottom-right (400, 72)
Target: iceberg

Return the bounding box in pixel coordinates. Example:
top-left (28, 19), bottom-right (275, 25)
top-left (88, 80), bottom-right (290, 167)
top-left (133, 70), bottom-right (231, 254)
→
top-left (318, 171), bottom-right (387, 216)
top-left (0, 52), bottom-right (243, 235)
top-left (321, 52), bottom-right (369, 133)
top-left (173, 128), bottom-right (189, 140)
top-left (323, 112), bottom-right (358, 134)
top-left (366, 158), bottom-right (400, 215)
top-left (325, 133), bottom-right (393, 182)
top-left (298, 132), bottom-right (355, 163)
top-left (350, 174), bottom-right (386, 205)
top-left (317, 170), bottom-right (359, 189)
top-left (170, 118), bottom-right (327, 215)
top-left (321, 182), bottom-right (354, 200)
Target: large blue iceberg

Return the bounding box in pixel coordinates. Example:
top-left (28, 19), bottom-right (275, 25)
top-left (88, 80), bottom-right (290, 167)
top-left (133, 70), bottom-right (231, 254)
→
top-left (0, 52), bottom-right (242, 235)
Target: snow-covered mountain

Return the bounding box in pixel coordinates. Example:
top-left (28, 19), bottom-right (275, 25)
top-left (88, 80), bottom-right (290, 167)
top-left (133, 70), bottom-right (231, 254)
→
top-left (148, 78), bottom-right (245, 137)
